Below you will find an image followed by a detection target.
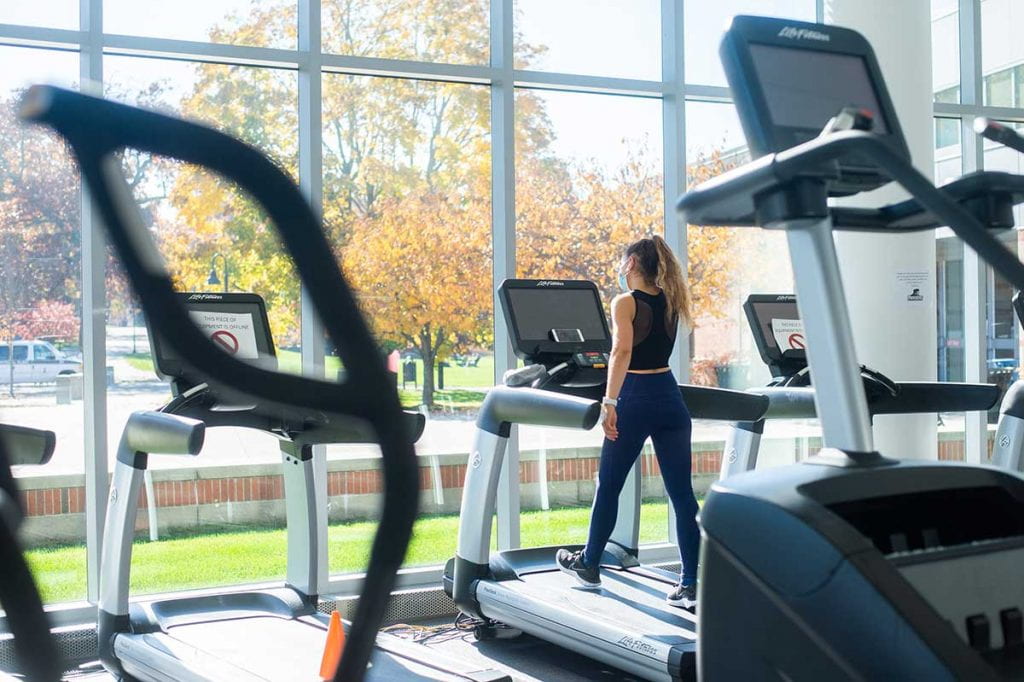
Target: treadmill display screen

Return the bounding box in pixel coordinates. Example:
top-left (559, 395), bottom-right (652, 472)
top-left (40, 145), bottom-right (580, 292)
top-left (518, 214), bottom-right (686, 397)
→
top-left (748, 298), bottom-right (802, 362)
top-left (506, 288), bottom-right (609, 344)
top-left (750, 43), bottom-right (890, 135)
top-left (152, 294), bottom-right (277, 380)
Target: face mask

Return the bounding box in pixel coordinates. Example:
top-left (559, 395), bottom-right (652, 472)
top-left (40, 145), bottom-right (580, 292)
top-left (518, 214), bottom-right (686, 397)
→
top-left (618, 271), bottom-right (630, 292)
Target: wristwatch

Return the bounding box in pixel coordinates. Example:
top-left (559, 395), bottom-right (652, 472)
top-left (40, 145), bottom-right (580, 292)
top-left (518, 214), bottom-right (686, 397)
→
top-left (602, 397), bottom-right (618, 407)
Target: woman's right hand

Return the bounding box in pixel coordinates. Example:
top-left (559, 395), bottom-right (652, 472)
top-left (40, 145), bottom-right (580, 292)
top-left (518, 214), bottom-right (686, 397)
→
top-left (603, 405), bottom-right (618, 441)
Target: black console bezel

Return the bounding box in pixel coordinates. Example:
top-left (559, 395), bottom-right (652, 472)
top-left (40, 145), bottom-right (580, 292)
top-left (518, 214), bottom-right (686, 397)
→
top-left (498, 279), bottom-right (611, 360)
top-left (744, 293), bottom-right (807, 378)
top-left (720, 15), bottom-right (910, 194)
top-left (147, 292), bottom-right (277, 383)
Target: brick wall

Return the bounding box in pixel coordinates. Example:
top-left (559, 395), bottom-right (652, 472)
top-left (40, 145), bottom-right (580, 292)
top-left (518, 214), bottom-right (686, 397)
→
top-left (16, 433), bottom-right (981, 523)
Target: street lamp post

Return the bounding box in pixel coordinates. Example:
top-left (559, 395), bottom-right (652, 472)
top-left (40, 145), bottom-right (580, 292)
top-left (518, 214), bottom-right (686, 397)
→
top-left (207, 252), bottom-right (229, 293)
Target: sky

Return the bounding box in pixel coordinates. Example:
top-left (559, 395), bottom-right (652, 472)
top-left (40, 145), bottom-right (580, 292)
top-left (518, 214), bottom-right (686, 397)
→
top-left (0, 1), bottom-right (818, 171)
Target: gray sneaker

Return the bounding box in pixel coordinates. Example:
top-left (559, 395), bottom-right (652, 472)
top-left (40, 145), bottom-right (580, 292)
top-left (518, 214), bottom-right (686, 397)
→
top-left (556, 549), bottom-right (601, 589)
top-left (666, 583), bottom-right (696, 610)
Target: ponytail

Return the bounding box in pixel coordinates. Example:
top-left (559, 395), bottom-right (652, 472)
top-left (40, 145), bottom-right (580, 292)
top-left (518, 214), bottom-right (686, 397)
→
top-left (624, 235), bottom-right (693, 330)
top-left (650, 235), bottom-right (693, 330)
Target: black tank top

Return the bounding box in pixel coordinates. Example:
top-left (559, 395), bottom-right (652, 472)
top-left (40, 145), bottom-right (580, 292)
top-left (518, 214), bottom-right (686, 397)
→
top-left (629, 290), bottom-right (677, 371)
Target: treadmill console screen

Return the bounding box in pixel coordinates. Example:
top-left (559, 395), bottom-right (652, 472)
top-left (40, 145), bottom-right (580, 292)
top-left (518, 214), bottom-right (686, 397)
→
top-left (149, 292), bottom-right (277, 382)
top-left (744, 294), bottom-right (806, 370)
top-left (720, 16), bottom-right (910, 194)
top-left (749, 44), bottom-right (890, 136)
top-left (500, 280), bottom-right (611, 358)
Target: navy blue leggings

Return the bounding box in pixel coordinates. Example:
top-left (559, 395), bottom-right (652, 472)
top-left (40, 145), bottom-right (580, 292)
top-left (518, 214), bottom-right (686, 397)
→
top-left (581, 370), bottom-right (700, 586)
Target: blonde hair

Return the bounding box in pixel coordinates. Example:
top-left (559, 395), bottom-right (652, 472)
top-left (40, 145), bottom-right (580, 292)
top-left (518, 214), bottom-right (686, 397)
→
top-left (625, 235), bottom-right (693, 329)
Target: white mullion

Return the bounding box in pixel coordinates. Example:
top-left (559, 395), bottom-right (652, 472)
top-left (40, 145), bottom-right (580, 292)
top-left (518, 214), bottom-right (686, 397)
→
top-left (662, 0), bottom-right (686, 547)
top-left (513, 69), bottom-right (662, 97)
top-left (320, 53), bottom-right (492, 83)
top-left (492, 0), bottom-right (519, 552)
top-left (663, 0), bottom-right (687, 384)
top-left (0, 23), bottom-right (84, 48)
top-left (80, 0), bottom-right (107, 606)
top-left (959, 0), bottom-right (986, 464)
top-left (934, 101), bottom-right (1024, 122)
top-left (298, 0), bottom-right (325, 382)
top-left (101, 33), bottom-right (301, 68)
top-left (297, 0), bottom-right (328, 590)
top-left (682, 83), bottom-right (732, 102)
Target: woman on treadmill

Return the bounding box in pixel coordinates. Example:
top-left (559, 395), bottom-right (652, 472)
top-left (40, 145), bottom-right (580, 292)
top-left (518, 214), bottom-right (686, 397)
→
top-left (556, 235), bottom-right (699, 609)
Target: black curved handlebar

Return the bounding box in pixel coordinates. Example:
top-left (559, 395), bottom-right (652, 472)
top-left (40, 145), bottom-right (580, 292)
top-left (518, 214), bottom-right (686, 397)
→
top-left (20, 85), bottom-right (416, 682)
top-left (0, 427), bottom-right (63, 681)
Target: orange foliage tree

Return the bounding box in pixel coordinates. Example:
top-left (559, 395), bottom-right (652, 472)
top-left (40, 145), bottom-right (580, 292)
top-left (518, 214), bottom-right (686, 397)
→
top-left (99, 0), bottom-right (742, 406)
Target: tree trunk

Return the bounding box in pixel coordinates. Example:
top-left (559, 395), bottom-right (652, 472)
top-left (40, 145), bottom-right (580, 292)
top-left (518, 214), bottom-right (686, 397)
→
top-left (420, 333), bottom-right (435, 407)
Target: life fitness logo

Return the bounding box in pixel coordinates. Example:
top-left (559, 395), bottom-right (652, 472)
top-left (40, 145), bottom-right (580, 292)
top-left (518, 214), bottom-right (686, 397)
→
top-left (536, 281), bottom-right (564, 287)
top-left (187, 293), bottom-right (225, 301)
top-left (777, 26), bottom-right (831, 42)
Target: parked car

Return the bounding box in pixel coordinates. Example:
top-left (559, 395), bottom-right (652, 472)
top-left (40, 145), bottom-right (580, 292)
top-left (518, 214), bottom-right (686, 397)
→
top-left (0, 340), bottom-right (82, 384)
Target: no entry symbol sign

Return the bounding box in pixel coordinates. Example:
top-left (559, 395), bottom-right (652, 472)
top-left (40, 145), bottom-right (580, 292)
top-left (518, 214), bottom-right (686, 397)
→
top-left (211, 330), bottom-right (240, 355)
top-left (788, 333), bottom-right (805, 350)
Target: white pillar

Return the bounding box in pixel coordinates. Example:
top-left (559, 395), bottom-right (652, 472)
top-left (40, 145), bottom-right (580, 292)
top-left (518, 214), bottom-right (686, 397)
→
top-left (824, 0), bottom-right (938, 458)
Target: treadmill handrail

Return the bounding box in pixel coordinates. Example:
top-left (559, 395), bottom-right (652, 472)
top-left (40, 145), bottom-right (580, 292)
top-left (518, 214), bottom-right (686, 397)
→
top-left (476, 386), bottom-right (601, 436)
top-left (679, 385), bottom-right (769, 422)
top-left (20, 85), bottom-right (414, 682)
top-left (0, 424), bottom-right (56, 467)
top-left (0, 431), bottom-right (63, 682)
top-left (678, 129), bottom-right (1024, 295)
top-left (746, 382), bottom-right (1000, 422)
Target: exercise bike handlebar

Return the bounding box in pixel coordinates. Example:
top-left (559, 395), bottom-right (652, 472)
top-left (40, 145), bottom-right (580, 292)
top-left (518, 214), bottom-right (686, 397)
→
top-left (20, 85), bottom-right (415, 682)
top-left (678, 129), bottom-right (1024, 295)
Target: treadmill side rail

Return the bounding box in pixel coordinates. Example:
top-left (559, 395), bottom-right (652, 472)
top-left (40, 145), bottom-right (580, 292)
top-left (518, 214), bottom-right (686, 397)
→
top-left (994, 381), bottom-right (1024, 472)
top-left (720, 422), bottom-right (763, 480)
top-left (453, 430), bottom-right (508, 615)
top-left (98, 461), bottom-right (145, 675)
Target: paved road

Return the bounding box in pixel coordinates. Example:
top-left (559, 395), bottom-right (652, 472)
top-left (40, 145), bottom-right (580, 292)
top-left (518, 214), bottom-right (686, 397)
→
top-left (1, 376), bottom-right (760, 476)
top-left (9, 327), bottom-right (974, 478)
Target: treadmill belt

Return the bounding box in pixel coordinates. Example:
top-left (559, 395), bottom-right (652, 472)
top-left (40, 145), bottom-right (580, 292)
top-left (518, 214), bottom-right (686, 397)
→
top-left (154, 616), bottom-right (470, 681)
top-left (513, 568), bottom-right (697, 643)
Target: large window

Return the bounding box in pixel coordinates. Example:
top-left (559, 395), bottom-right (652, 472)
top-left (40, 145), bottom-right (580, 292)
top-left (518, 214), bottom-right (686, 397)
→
top-left (104, 0), bottom-right (297, 48)
top-left (514, 0), bottom-right (660, 79)
top-left (14, 0), bottom-right (1008, 626)
top-left (321, 73), bottom-right (492, 570)
top-left (932, 0), bottom-right (960, 102)
top-left (514, 89), bottom-right (663, 546)
top-left (684, 0), bottom-right (816, 86)
top-left (933, 1), bottom-right (1024, 462)
top-left (0, 47), bottom-right (87, 604)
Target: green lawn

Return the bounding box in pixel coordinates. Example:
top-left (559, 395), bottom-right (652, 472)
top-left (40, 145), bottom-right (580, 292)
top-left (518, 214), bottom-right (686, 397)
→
top-left (26, 501), bottom-right (674, 604)
top-left (123, 353), bottom-right (156, 373)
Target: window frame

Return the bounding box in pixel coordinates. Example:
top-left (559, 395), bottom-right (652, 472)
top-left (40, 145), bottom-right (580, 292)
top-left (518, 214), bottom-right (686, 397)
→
top-left (0, 0), bottom-right (834, 628)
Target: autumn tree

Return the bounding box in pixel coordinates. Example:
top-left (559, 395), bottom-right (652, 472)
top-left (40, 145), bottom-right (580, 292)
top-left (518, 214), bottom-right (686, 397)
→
top-left (107, 0), bottom-right (743, 407)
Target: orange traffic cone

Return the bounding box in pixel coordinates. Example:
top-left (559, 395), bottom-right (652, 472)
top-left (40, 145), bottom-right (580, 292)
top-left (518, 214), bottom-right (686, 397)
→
top-left (319, 610), bottom-right (346, 681)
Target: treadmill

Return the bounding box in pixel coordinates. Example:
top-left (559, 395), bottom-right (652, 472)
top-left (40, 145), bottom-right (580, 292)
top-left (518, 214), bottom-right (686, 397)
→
top-left (0, 424), bottom-right (63, 681)
top-left (721, 294), bottom-right (999, 478)
top-left (99, 292), bottom-right (508, 682)
top-left (445, 278), bottom-right (770, 682)
top-left (679, 15), bottom-right (1024, 679)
